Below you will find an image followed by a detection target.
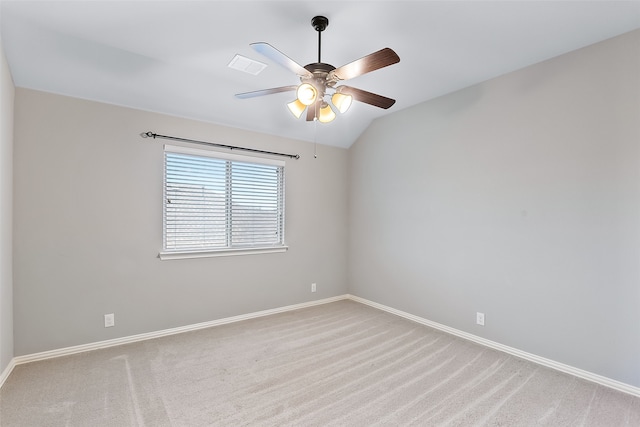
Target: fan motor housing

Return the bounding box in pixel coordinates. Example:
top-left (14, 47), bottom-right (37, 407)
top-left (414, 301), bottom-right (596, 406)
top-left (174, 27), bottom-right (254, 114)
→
top-left (304, 62), bottom-right (335, 74)
top-left (303, 62), bottom-right (337, 90)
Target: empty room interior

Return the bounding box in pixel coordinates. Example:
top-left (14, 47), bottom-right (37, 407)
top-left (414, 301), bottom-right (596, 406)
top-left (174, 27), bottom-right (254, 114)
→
top-left (1, 1), bottom-right (640, 425)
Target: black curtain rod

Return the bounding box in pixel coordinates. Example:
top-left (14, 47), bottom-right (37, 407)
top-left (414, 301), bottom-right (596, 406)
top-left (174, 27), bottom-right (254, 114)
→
top-left (141, 131), bottom-right (300, 159)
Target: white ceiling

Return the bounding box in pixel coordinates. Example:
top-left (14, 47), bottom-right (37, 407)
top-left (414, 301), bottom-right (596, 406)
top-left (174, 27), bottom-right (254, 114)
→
top-left (2, 1), bottom-right (639, 149)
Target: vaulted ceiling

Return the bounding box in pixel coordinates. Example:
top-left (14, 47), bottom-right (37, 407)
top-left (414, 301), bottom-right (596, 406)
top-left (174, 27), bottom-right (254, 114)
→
top-left (2, 1), bottom-right (639, 148)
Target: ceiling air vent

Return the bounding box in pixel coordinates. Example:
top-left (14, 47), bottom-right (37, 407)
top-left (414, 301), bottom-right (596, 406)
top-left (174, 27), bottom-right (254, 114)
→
top-left (228, 54), bottom-right (267, 75)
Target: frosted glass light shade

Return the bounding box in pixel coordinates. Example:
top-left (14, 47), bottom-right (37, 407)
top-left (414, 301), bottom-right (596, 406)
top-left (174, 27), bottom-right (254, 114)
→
top-left (318, 103), bottom-right (336, 123)
top-left (331, 92), bottom-right (352, 113)
top-left (287, 99), bottom-right (306, 119)
top-left (296, 83), bottom-right (317, 106)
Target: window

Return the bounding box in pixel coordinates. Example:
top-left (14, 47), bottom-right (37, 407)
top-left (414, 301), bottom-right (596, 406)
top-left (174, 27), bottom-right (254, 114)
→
top-left (161, 145), bottom-right (286, 259)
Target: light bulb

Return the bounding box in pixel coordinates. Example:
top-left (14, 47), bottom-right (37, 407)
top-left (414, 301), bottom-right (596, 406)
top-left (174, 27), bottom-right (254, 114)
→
top-left (296, 83), bottom-right (317, 106)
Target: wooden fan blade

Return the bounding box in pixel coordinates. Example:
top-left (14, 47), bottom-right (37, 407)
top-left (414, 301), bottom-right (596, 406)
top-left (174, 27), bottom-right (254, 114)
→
top-left (306, 101), bottom-right (319, 121)
top-left (235, 85), bottom-right (298, 99)
top-left (251, 42), bottom-right (313, 78)
top-left (338, 86), bottom-right (396, 109)
top-left (330, 48), bottom-right (400, 81)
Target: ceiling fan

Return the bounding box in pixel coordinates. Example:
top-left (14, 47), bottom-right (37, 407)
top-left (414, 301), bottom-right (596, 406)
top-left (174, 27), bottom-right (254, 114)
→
top-left (235, 15), bottom-right (400, 123)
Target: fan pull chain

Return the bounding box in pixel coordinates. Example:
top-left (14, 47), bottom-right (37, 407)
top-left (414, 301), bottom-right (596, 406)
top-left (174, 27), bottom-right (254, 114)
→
top-left (314, 119), bottom-right (318, 159)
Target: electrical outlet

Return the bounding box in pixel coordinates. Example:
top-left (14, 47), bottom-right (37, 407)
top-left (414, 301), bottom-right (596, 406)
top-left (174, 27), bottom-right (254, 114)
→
top-left (311, 283), bottom-right (317, 293)
top-left (104, 313), bottom-right (115, 328)
top-left (476, 312), bottom-right (485, 326)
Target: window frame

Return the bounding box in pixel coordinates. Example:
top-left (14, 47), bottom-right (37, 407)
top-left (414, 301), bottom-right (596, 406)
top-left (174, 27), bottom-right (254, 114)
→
top-left (159, 144), bottom-right (287, 260)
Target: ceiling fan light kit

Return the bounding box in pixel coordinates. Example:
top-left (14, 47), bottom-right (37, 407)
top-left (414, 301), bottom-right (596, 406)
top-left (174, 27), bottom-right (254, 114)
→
top-left (235, 15), bottom-right (400, 124)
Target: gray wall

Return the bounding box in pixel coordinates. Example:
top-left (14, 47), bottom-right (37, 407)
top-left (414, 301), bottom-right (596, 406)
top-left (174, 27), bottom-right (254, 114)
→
top-left (0, 35), bottom-right (15, 373)
top-left (13, 89), bottom-right (349, 356)
top-left (348, 29), bottom-right (640, 387)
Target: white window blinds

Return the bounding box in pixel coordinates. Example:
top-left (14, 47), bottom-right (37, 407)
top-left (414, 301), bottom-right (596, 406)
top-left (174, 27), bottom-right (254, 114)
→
top-left (163, 145), bottom-right (285, 254)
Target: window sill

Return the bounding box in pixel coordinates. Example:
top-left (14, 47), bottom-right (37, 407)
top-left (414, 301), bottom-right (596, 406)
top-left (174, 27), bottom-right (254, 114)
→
top-left (159, 246), bottom-right (288, 260)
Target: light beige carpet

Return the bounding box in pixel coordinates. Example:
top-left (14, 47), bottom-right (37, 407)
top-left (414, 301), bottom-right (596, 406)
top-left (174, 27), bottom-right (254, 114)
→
top-left (1, 300), bottom-right (639, 426)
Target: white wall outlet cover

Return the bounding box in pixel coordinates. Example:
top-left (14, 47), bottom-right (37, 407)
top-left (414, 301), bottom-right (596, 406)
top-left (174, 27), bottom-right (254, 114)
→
top-left (476, 312), bottom-right (485, 326)
top-left (104, 313), bottom-right (115, 328)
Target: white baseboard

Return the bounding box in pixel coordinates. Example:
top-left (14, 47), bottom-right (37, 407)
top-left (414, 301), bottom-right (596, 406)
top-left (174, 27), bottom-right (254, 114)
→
top-left (347, 294), bottom-right (640, 398)
top-left (0, 358), bottom-right (16, 389)
top-left (3, 293), bottom-right (639, 398)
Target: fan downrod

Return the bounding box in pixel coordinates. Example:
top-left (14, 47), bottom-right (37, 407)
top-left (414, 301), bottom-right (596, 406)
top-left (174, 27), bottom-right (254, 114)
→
top-left (311, 16), bottom-right (329, 64)
top-left (311, 16), bottom-right (329, 32)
